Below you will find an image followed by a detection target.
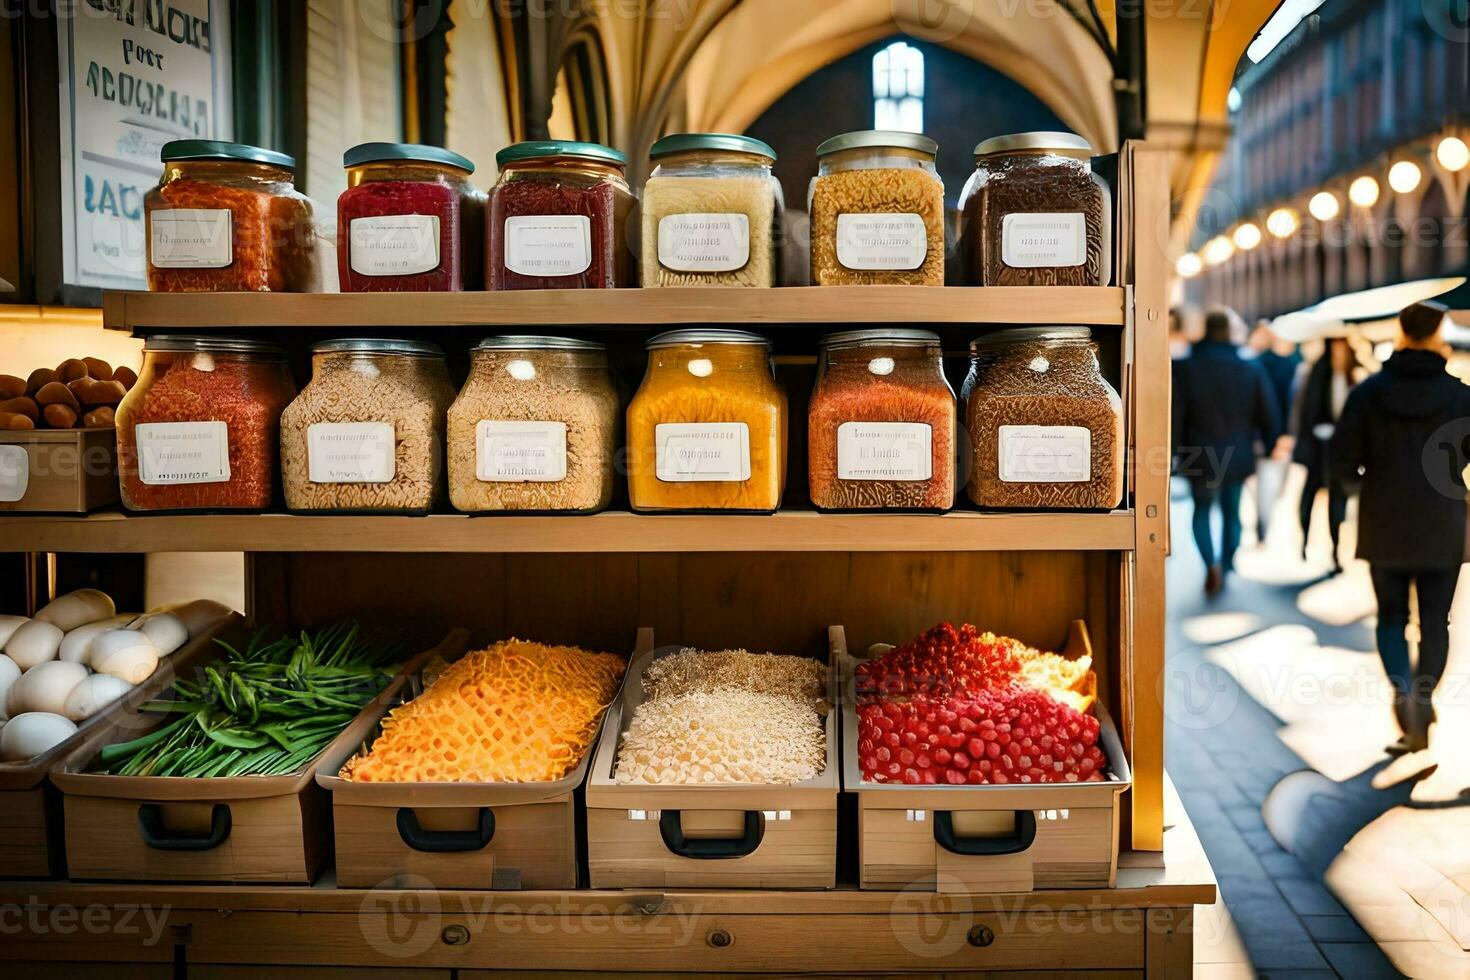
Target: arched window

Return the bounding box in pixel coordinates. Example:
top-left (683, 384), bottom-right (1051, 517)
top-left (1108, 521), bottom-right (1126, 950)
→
top-left (873, 41), bottom-right (924, 133)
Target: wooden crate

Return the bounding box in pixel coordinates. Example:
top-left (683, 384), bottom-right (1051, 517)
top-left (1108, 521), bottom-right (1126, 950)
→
top-left (585, 630), bottom-right (839, 889)
top-left (840, 621), bottom-right (1132, 893)
top-left (0, 605), bottom-right (238, 878)
top-left (0, 428), bottom-right (118, 513)
top-left (315, 627), bottom-right (632, 890)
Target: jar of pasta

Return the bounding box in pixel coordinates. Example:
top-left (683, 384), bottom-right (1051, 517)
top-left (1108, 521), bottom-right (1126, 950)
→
top-left (964, 327), bottom-right (1122, 510)
top-left (808, 131), bottom-right (944, 286)
top-left (641, 133), bottom-right (783, 288)
top-left (488, 141), bottom-right (635, 289)
top-left (280, 339), bottom-right (455, 514)
top-left (448, 336), bottom-right (619, 513)
top-left (338, 142), bottom-right (486, 292)
top-left (145, 140), bottom-right (317, 292)
top-left (116, 336), bottom-right (296, 512)
top-left (957, 132), bottom-right (1112, 286)
top-left (627, 330), bottom-right (786, 513)
top-left (808, 329), bottom-right (955, 511)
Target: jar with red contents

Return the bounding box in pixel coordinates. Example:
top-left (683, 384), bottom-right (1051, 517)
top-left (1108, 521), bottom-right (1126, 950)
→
top-left (145, 141), bottom-right (317, 292)
top-left (488, 141), bottom-right (635, 289)
top-left (116, 336), bottom-right (296, 512)
top-left (338, 142), bottom-right (486, 292)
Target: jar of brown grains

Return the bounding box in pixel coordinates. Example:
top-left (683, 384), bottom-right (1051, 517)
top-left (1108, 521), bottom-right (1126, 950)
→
top-left (280, 339), bottom-right (455, 513)
top-left (808, 130), bottom-right (945, 286)
top-left (447, 336), bottom-right (619, 513)
top-left (957, 132), bottom-right (1112, 287)
top-left (964, 327), bottom-right (1122, 510)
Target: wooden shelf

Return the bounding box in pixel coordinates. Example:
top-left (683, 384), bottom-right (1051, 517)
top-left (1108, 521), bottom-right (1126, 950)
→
top-left (0, 508), bottom-right (1135, 554)
top-left (102, 285), bottom-right (1129, 330)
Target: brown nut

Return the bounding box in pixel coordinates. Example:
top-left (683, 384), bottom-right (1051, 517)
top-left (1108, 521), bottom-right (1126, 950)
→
top-left (81, 406), bottom-right (115, 428)
top-left (0, 396), bottom-right (38, 421)
top-left (113, 365), bottom-right (138, 390)
top-left (24, 368), bottom-right (55, 396)
top-left (0, 412), bottom-right (35, 430)
top-left (0, 375), bottom-right (24, 399)
top-left (81, 357), bottom-right (113, 380)
top-left (36, 381), bottom-right (80, 410)
top-left (42, 403), bottom-right (78, 428)
top-left (56, 358), bottom-right (88, 383)
top-left (71, 378), bottom-right (126, 406)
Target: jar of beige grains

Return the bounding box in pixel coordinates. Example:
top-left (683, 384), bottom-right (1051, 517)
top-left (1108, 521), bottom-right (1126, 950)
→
top-left (448, 336), bottom-right (619, 513)
top-left (280, 339), bottom-right (455, 513)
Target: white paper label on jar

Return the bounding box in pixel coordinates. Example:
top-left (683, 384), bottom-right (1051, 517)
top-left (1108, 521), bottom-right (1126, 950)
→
top-left (835, 213), bottom-right (927, 270)
top-left (349, 215), bottom-right (441, 276)
top-left (836, 422), bottom-right (932, 481)
top-left (135, 421), bottom-right (231, 485)
top-left (1001, 212), bottom-right (1087, 268)
top-left (307, 422), bottom-right (396, 484)
top-left (476, 420), bottom-right (568, 482)
top-left (655, 422), bottom-right (751, 482)
top-left (0, 445), bottom-right (28, 503)
top-left (998, 425), bottom-right (1091, 482)
top-left (503, 215), bottom-right (592, 277)
top-left (657, 213), bottom-right (750, 272)
top-left (149, 209), bottom-right (233, 269)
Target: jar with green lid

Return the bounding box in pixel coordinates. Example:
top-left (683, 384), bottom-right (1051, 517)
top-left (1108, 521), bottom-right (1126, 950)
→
top-left (280, 339), bottom-right (456, 513)
top-left (488, 141), bottom-right (635, 289)
top-left (808, 130), bottom-right (945, 285)
top-left (641, 133), bottom-right (784, 288)
top-left (448, 336), bottom-right (619, 513)
top-left (338, 142), bottom-right (487, 292)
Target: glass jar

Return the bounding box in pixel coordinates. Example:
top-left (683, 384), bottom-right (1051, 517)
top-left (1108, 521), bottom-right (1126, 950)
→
top-left (627, 330), bottom-right (786, 513)
top-left (116, 336), bottom-right (296, 512)
top-left (957, 132), bottom-right (1112, 286)
top-left (488, 141), bottom-right (635, 289)
top-left (279, 339), bottom-right (455, 514)
top-left (145, 140), bottom-right (317, 292)
top-left (447, 336), bottom-right (619, 513)
top-left (808, 329), bottom-right (956, 511)
top-left (641, 134), bottom-right (783, 288)
top-left (808, 131), bottom-right (944, 286)
top-left (964, 327), bottom-right (1123, 510)
top-left (337, 142), bottom-right (487, 292)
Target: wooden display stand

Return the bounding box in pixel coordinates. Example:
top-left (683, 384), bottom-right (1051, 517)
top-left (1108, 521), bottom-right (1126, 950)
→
top-left (0, 143), bottom-right (1211, 975)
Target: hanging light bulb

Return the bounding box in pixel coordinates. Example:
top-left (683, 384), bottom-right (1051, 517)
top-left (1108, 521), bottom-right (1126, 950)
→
top-left (1266, 208), bottom-right (1299, 238)
top-left (1203, 236), bottom-right (1235, 266)
top-left (1348, 175), bottom-right (1380, 208)
top-left (1233, 222), bottom-right (1263, 250)
top-left (1388, 160), bottom-right (1422, 194)
top-left (1437, 136), bottom-right (1470, 172)
top-left (1308, 191), bottom-right (1340, 221)
top-left (1176, 253), bottom-right (1204, 278)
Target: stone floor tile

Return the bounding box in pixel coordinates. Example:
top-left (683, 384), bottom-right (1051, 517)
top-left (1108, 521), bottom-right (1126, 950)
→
top-left (1278, 876), bottom-right (1350, 917)
top-left (1318, 941), bottom-right (1406, 979)
top-left (1303, 914), bottom-right (1371, 943)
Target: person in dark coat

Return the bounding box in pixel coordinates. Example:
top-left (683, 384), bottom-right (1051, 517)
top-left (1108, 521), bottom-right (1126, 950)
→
top-left (1174, 309), bottom-right (1282, 595)
top-left (1331, 300), bottom-right (1470, 752)
top-left (1290, 337), bottom-right (1356, 572)
top-left (1248, 320), bottom-right (1302, 541)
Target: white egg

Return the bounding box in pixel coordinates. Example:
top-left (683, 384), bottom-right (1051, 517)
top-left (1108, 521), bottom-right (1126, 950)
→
top-left (149, 599), bottom-right (231, 638)
top-left (88, 630), bottom-right (160, 684)
top-left (5, 620), bottom-right (64, 670)
top-left (134, 612), bottom-right (188, 656)
top-left (61, 673), bottom-right (134, 722)
top-left (0, 655), bottom-right (20, 722)
top-left (0, 615), bottom-right (28, 648)
top-left (0, 712), bottom-right (78, 762)
top-left (9, 661), bottom-right (89, 716)
top-left (58, 614), bottom-right (139, 664)
top-left (33, 589), bottom-right (115, 632)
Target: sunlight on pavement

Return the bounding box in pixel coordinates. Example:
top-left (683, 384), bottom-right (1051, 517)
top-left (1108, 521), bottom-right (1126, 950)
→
top-left (1179, 611), bottom-right (1262, 645)
top-left (1295, 562), bottom-right (1378, 627)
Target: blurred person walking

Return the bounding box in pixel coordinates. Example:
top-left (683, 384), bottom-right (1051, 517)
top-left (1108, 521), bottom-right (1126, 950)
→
top-left (1247, 320), bottom-right (1302, 542)
top-left (1174, 309), bottom-right (1282, 596)
top-left (1288, 336), bottom-right (1356, 572)
top-left (1331, 301), bottom-right (1470, 753)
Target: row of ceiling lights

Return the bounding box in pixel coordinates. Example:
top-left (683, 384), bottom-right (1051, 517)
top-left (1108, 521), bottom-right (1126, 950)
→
top-left (1176, 135), bottom-right (1470, 278)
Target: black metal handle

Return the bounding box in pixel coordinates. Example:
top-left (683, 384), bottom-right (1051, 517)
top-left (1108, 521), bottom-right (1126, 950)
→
top-left (396, 807), bottom-right (495, 853)
top-left (659, 809), bottom-right (765, 859)
top-left (137, 803), bottom-right (232, 851)
top-left (933, 809), bottom-right (1037, 856)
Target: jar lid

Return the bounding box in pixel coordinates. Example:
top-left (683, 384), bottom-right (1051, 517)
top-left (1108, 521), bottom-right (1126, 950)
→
top-left (161, 140), bottom-right (295, 169)
top-left (650, 133), bottom-right (776, 161)
top-left (969, 327), bottom-right (1093, 348)
top-left (495, 140), bottom-right (627, 168)
top-left (311, 338), bottom-right (445, 357)
top-left (816, 130), bottom-right (937, 157)
top-left (343, 141), bottom-right (474, 173)
top-left (823, 328), bottom-right (941, 349)
top-left (471, 335), bottom-right (606, 352)
top-left (646, 329), bottom-right (770, 349)
top-left (973, 132), bottom-right (1093, 157)
top-left (143, 334), bottom-right (286, 355)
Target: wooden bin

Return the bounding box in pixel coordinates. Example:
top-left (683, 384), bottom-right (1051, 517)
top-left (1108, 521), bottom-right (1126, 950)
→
top-left (840, 621), bottom-right (1132, 894)
top-left (585, 631), bottom-right (839, 889)
top-left (316, 627), bottom-right (632, 890)
top-left (0, 428), bottom-right (118, 513)
top-left (0, 605), bottom-right (238, 878)
top-left (49, 630), bottom-right (456, 884)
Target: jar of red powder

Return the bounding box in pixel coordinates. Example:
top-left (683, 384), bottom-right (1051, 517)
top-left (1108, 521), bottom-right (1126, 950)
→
top-left (145, 140), bottom-right (317, 292)
top-left (488, 141), bottom-right (635, 289)
top-left (116, 336), bottom-right (296, 512)
top-left (808, 329), bottom-right (956, 511)
top-left (338, 142), bottom-right (486, 292)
